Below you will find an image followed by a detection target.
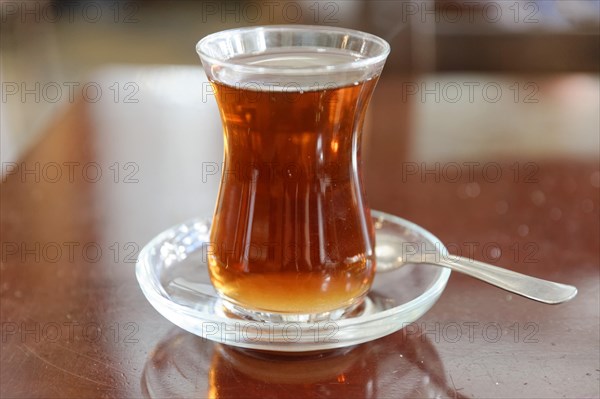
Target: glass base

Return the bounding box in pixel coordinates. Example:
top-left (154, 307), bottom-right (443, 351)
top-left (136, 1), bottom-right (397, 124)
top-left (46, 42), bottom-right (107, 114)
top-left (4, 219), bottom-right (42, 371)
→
top-left (136, 210), bottom-right (451, 352)
top-left (220, 296), bottom-right (368, 323)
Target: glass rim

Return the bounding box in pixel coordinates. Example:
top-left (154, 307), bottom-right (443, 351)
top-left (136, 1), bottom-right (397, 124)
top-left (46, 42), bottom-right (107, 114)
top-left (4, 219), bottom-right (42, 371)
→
top-left (196, 24), bottom-right (390, 76)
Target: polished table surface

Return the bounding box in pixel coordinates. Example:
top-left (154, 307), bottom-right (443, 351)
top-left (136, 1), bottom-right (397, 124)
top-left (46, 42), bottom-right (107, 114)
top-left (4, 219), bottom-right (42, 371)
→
top-left (1, 67), bottom-right (599, 398)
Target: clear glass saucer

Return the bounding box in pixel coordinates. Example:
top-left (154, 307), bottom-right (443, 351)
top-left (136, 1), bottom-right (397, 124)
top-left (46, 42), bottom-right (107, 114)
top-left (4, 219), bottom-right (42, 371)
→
top-left (136, 210), bottom-right (451, 352)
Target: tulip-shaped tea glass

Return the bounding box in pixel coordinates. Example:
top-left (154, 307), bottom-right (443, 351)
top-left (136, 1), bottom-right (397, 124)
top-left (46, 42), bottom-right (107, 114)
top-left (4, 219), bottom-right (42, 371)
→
top-left (197, 25), bottom-right (390, 322)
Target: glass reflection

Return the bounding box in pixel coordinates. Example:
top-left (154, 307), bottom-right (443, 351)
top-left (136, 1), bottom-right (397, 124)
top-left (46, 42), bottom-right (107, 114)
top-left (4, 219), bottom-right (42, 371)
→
top-left (142, 328), bottom-right (465, 398)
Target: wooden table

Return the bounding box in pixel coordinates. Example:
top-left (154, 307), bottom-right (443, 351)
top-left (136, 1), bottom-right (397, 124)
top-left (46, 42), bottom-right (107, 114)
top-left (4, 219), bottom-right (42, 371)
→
top-left (1, 67), bottom-right (598, 398)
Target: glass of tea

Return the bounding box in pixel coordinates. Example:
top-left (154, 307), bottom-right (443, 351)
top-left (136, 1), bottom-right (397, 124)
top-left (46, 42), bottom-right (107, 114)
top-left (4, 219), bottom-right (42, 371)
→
top-left (196, 25), bottom-right (390, 322)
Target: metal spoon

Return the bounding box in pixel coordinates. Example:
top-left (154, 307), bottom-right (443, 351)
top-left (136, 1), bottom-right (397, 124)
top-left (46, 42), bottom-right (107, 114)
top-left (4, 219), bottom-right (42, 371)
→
top-left (376, 248), bottom-right (578, 305)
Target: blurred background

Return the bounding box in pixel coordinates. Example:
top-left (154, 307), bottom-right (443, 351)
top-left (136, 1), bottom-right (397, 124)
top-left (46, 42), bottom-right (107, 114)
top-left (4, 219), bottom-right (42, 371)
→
top-left (1, 4), bottom-right (599, 397)
top-left (1, 0), bottom-right (599, 164)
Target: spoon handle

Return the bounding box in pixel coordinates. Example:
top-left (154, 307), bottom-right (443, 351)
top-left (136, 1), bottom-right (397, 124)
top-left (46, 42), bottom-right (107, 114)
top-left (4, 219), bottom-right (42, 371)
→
top-left (438, 256), bottom-right (577, 304)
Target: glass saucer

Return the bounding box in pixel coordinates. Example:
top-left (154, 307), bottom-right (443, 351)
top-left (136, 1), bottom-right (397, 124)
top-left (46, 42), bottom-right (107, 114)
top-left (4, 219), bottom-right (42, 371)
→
top-left (136, 210), bottom-right (451, 352)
